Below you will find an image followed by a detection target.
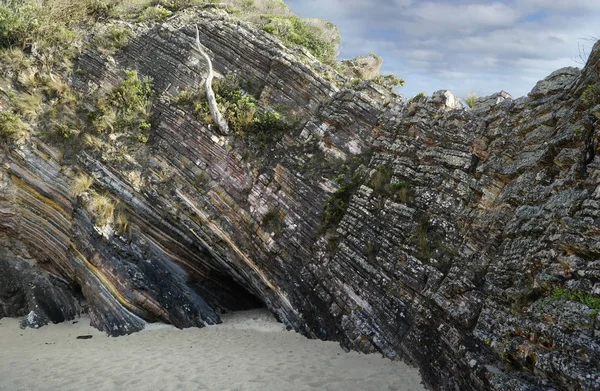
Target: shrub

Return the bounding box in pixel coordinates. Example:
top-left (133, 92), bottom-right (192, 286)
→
top-left (216, 88), bottom-right (258, 132)
top-left (90, 70), bottom-right (154, 134)
top-left (260, 15), bottom-right (337, 64)
top-left (87, 0), bottom-right (119, 19)
top-left (0, 0), bottom-right (84, 66)
top-left (0, 110), bottom-right (29, 144)
top-left (174, 89), bottom-right (198, 106)
top-left (138, 5), bottom-right (172, 22)
top-left (323, 182), bottom-right (352, 227)
top-left (372, 74), bottom-right (405, 90)
top-left (0, 3), bottom-right (37, 49)
top-left (92, 27), bottom-right (132, 54)
top-left (69, 173), bottom-right (94, 196)
top-left (237, 0), bottom-right (291, 15)
top-left (408, 92), bottom-right (427, 104)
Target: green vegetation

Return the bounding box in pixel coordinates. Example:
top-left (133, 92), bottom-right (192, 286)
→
top-left (138, 5), bottom-right (172, 22)
top-left (154, 0), bottom-right (208, 12)
top-left (323, 179), bottom-right (356, 228)
top-left (92, 27), bottom-right (132, 54)
top-left (0, 0), bottom-right (81, 73)
top-left (372, 74), bottom-right (405, 90)
top-left (89, 70), bottom-right (155, 139)
top-left (408, 92), bottom-right (427, 104)
top-left (582, 83), bottom-right (600, 108)
top-left (368, 163), bottom-right (394, 195)
top-left (464, 93), bottom-right (478, 109)
top-left (262, 207), bottom-right (285, 236)
top-left (390, 181), bottom-right (413, 203)
top-left (176, 73), bottom-right (290, 151)
top-left (0, 110), bottom-right (30, 144)
top-left (260, 15), bottom-right (338, 64)
top-left (10, 91), bottom-right (42, 119)
top-left (547, 287), bottom-right (600, 316)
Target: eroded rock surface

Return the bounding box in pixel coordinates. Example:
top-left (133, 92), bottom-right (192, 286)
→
top-left (1, 7), bottom-right (599, 391)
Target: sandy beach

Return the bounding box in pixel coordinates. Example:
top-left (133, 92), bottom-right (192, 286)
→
top-left (0, 309), bottom-right (425, 391)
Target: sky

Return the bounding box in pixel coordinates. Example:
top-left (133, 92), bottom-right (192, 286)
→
top-left (284, 0), bottom-right (600, 99)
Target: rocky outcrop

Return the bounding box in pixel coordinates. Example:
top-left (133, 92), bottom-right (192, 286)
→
top-left (1, 6), bottom-right (599, 391)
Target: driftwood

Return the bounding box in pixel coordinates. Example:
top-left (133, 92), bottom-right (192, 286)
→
top-left (195, 24), bottom-right (230, 135)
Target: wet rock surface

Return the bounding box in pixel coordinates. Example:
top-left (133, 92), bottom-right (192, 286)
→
top-left (1, 8), bottom-right (599, 391)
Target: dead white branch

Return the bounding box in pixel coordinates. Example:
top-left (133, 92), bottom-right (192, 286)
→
top-left (195, 24), bottom-right (230, 135)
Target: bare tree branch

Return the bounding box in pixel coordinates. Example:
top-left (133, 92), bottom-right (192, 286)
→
top-left (195, 24), bottom-right (230, 135)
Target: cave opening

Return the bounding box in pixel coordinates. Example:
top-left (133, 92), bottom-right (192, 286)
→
top-left (187, 272), bottom-right (265, 315)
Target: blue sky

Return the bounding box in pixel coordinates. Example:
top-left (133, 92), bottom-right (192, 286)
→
top-left (284, 0), bottom-right (600, 99)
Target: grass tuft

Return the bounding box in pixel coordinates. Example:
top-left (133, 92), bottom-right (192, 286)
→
top-left (69, 172), bottom-right (94, 196)
top-left (114, 211), bottom-right (129, 234)
top-left (464, 93), bottom-right (478, 109)
top-left (88, 192), bottom-right (116, 226)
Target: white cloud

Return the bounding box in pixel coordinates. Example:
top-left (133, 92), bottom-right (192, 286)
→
top-left (284, 0), bottom-right (600, 98)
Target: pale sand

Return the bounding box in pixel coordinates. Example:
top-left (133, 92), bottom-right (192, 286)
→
top-left (0, 309), bottom-right (426, 391)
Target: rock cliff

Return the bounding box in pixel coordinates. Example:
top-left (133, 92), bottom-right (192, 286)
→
top-left (1, 5), bottom-right (599, 391)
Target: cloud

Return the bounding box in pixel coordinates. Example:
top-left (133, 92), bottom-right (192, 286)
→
top-left (284, 0), bottom-right (600, 98)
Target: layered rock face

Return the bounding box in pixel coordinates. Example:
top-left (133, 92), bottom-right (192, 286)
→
top-left (1, 7), bottom-right (599, 391)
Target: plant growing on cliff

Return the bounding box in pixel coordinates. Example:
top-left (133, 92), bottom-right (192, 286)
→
top-left (90, 70), bottom-right (155, 137)
top-left (368, 163), bottom-right (394, 195)
top-left (323, 181), bottom-right (352, 228)
top-left (260, 15), bottom-right (338, 65)
top-left (322, 171), bottom-right (364, 229)
top-left (372, 74), bottom-right (405, 90)
top-left (408, 92), bottom-right (427, 104)
top-left (0, 110), bottom-right (30, 144)
top-left (69, 173), bottom-right (94, 196)
top-left (262, 207), bottom-right (285, 236)
top-left (114, 211), bottom-right (129, 234)
top-left (10, 91), bottom-right (43, 120)
top-left (547, 287), bottom-right (600, 316)
top-left (582, 83), bottom-right (600, 108)
top-left (138, 5), bottom-right (172, 22)
top-left (464, 93), bottom-right (478, 109)
top-left (92, 27), bottom-right (132, 54)
top-left (88, 192), bottom-right (116, 226)
top-left (217, 88), bottom-right (258, 133)
top-left (390, 181), bottom-right (413, 203)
